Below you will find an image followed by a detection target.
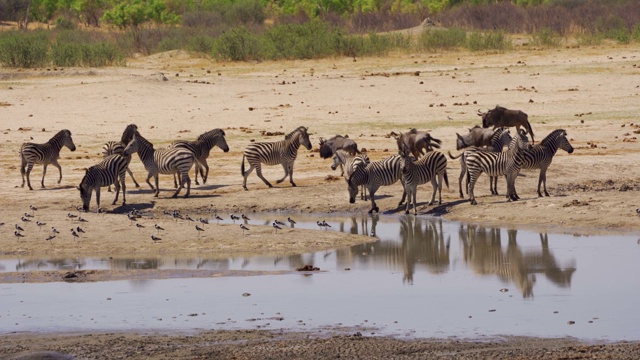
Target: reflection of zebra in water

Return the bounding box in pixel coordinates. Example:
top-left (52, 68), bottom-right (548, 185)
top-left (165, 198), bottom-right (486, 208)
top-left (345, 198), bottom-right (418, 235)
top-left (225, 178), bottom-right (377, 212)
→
top-left (124, 131), bottom-right (195, 198)
top-left (102, 124), bottom-right (140, 191)
top-left (450, 127), bottom-right (512, 198)
top-left (520, 129), bottom-right (574, 197)
top-left (332, 149), bottom-right (370, 200)
top-left (241, 126), bottom-right (312, 190)
top-left (170, 128), bottom-right (230, 187)
top-left (464, 130), bottom-right (531, 205)
top-left (398, 150), bottom-right (449, 215)
top-left (78, 154), bottom-right (131, 212)
top-left (20, 129), bottom-right (76, 190)
top-left (347, 155), bottom-right (402, 213)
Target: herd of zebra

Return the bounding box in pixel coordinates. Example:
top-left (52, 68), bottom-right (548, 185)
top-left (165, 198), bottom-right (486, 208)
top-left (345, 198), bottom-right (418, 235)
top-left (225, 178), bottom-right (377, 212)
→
top-left (18, 116), bottom-right (574, 215)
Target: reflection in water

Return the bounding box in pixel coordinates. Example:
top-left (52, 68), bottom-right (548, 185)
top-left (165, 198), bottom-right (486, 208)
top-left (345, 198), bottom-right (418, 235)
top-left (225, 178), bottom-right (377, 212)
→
top-left (459, 224), bottom-right (576, 298)
top-left (1, 214), bottom-right (575, 298)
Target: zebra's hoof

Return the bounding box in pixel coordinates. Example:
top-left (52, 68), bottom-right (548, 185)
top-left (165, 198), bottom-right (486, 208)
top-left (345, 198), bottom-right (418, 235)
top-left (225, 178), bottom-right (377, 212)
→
top-left (135, 184), bottom-right (140, 188)
top-left (291, 183), bottom-right (297, 187)
top-left (195, 181), bottom-right (200, 186)
top-left (276, 179), bottom-right (284, 184)
top-left (405, 210), bottom-right (409, 215)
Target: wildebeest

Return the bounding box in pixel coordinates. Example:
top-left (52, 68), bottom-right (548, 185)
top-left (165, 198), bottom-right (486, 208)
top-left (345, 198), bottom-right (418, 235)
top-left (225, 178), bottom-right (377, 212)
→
top-left (395, 129), bottom-right (442, 159)
top-left (455, 126), bottom-right (497, 150)
top-left (479, 106), bottom-right (535, 143)
top-left (319, 135), bottom-right (359, 175)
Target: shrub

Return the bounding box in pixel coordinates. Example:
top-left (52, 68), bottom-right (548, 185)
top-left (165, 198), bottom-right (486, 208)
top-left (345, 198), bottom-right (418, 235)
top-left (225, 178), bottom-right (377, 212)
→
top-left (0, 30), bottom-right (49, 68)
top-left (466, 31), bottom-right (511, 51)
top-left (418, 28), bottom-right (466, 50)
top-left (263, 20), bottom-right (340, 59)
top-left (213, 26), bottom-right (265, 61)
top-left (531, 28), bottom-right (562, 47)
top-left (51, 31), bottom-right (124, 67)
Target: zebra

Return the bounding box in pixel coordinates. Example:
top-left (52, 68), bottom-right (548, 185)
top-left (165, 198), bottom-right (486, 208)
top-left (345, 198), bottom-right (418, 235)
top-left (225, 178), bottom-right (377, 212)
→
top-left (319, 135), bottom-right (360, 176)
top-left (170, 128), bottom-right (230, 187)
top-left (520, 129), bottom-right (574, 197)
top-left (241, 126), bottom-right (312, 190)
top-left (20, 129), bottom-right (76, 190)
top-left (123, 131), bottom-right (195, 198)
top-left (398, 149), bottom-right (449, 215)
top-left (78, 154), bottom-right (131, 212)
top-left (347, 154), bottom-right (403, 214)
top-left (102, 124), bottom-right (140, 191)
top-left (464, 129), bottom-right (531, 205)
top-left (449, 127), bottom-right (512, 198)
top-left (332, 149), bottom-right (370, 200)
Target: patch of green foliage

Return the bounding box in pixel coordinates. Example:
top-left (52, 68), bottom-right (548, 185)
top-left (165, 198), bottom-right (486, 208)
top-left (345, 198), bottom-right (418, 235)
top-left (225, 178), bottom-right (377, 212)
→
top-left (0, 30), bottom-right (50, 68)
top-left (531, 27), bottom-right (562, 47)
top-left (418, 27), bottom-right (466, 50)
top-left (466, 31), bottom-right (510, 51)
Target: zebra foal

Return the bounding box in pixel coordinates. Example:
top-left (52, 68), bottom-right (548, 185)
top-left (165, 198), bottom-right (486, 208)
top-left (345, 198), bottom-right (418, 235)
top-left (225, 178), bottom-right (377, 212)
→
top-left (464, 129), bottom-right (531, 205)
top-left (124, 131), bottom-right (195, 198)
top-left (20, 129), bottom-right (76, 190)
top-left (78, 154), bottom-right (131, 212)
top-left (520, 129), bottom-right (574, 197)
top-left (170, 128), bottom-right (230, 187)
top-left (241, 126), bottom-right (312, 190)
top-left (102, 124), bottom-right (140, 190)
top-left (399, 149), bottom-right (449, 215)
top-left (347, 154), bottom-right (402, 214)
top-left (332, 149), bottom-right (370, 200)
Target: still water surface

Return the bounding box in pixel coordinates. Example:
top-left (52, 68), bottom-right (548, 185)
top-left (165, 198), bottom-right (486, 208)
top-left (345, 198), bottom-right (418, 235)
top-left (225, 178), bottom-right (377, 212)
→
top-left (1, 214), bottom-right (639, 340)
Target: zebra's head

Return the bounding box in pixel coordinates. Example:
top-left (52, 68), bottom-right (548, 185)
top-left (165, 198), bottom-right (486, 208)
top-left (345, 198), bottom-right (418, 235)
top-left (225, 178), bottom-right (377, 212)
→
top-left (557, 130), bottom-right (574, 154)
top-left (216, 130), bottom-right (230, 153)
top-left (299, 127), bottom-right (312, 150)
top-left (514, 129), bottom-right (531, 151)
top-left (60, 129), bottom-right (76, 152)
top-left (123, 132), bottom-right (141, 155)
top-left (78, 170), bottom-right (93, 212)
top-left (121, 124), bottom-right (138, 144)
top-left (346, 164), bottom-right (365, 204)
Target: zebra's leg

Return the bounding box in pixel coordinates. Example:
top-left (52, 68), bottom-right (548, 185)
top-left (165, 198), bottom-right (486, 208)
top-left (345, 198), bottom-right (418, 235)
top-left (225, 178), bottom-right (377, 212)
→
top-left (172, 172), bottom-right (184, 198)
top-left (437, 172), bottom-right (444, 205)
top-left (202, 160), bottom-right (209, 184)
top-left (146, 173), bottom-right (155, 191)
top-left (52, 160), bottom-right (63, 185)
top-left (20, 157), bottom-right (27, 188)
top-left (112, 178), bottom-right (120, 205)
top-left (412, 186), bottom-right (418, 215)
top-left (468, 171), bottom-right (480, 205)
top-left (458, 158), bottom-right (466, 198)
top-left (153, 174), bottom-right (160, 197)
top-left (95, 186), bottom-right (101, 211)
top-left (184, 173), bottom-right (191, 197)
top-left (120, 174), bottom-right (127, 206)
top-left (254, 163), bottom-right (273, 188)
top-left (368, 187), bottom-right (379, 214)
top-left (360, 185), bottom-right (367, 201)
top-left (288, 164), bottom-right (296, 187)
top-left (276, 163), bottom-right (289, 184)
top-left (242, 162), bottom-right (254, 191)
top-left (25, 163), bottom-right (34, 190)
top-left (538, 167), bottom-right (550, 197)
top-left (127, 167), bottom-right (140, 188)
top-left (428, 176), bottom-right (438, 206)
top-left (41, 163), bottom-right (49, 188)
top-left (173, 173), bottom-right (179, 188)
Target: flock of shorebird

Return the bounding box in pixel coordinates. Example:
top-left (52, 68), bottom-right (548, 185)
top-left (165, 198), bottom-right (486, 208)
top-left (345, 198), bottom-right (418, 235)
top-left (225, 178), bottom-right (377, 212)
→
top-left (4, 204), bottom-right (308, 244)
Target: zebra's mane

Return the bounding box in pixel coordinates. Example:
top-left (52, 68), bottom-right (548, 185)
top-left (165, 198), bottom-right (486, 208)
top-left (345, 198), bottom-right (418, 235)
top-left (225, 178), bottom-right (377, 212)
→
top-left (133, 131), bottom-right (154, 150)
top-left (120, 124), bottom-right (138, 144)
top-left (285, 126), bottom-right (308, 140)
top-left (197, 128), bottom-right (225, 142)
top-left (539, 129), bottom-right (566, 146)
top-left (49, 129), bottom-right (71, 143)
top-left (78, 168), bottom-right (93, 197)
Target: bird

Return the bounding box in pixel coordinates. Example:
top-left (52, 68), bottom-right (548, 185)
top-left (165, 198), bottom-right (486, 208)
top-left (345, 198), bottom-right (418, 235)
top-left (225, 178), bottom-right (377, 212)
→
top-left (23, 212), bottom-right (34, 218)
top-left (185, 214), bottom-right (195, 222)
top-left (76, 205), bottom-right (85, 213)
top-left (230, 214), bottom-right (240, 222)
top-left (636, 208), bottom-right (640, 214)
top-left (240, 224), bottom-right (249, 234)
top-left (151, 235), bottom-right (162, 242)
top-left (98, 207), bottom-right (107, 214)
top-left (36, 220), bottom-right (46, 227)
top-left (78, 216), bottom-right (88, 223)
top-left (67, 213), bottom-right (78, 220)
top-left (136, 223), bottom-right (145, 232)
top-left (76, 226), bottom-right (85, 234)
top-left (127, 212), bottom-right (138, 224)
top-left (46, 235), bottom-right (55, 243)
top-left (199, 218), bottom-right (209, 225)
top-left (172, 210), bottom-right (183, 221)
top-left (273, 222), bottom-right (282, 233)
top-left (51, 227), bottom-right (60, 234)
top-left (15, 231), bottom-right (25, 238)
top-left (21, 216), bottom-right (31, 222)
top-left (241, 214), bottom-right (250, 221)
top-left (214, 214), bottom-right (223, 222)
top-left (70, 229), bottom-right (79, 239)
top-left (154, 224), bottom-right (165, 233)
top-left (287, 217), bottom-right (296, 226)
top-left (275, 219), bottom-right (285, 226)
top-left (317, 221), bottom-right (324, 229)
top-left (29, 204), bottom-right (38, 213)
top-left (195, 224), bottom-right (205, 235)
top-left (322, 220), bottom-right (331, 228)
top-left (15, 224), bottom-right (24, 232)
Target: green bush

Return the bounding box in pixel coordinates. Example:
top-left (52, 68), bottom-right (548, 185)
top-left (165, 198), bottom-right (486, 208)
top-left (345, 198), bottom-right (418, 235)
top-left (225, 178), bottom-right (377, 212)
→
top-left (418, 28), bottom-right (466, 50)
top-left (51, 31), bottom-right (124, 67)
top-left (263, 20), bottom-right (340, 59)
top-left (213, 26), bottom-right (265, 61)
top-left (466, 31), bottom-right (511, 51)
top-left (632, 24), bottom-right (640, 42)
top-left (531, 27), bottom-right (562, 47)
top-left (0, 31), bottom-right (50, 68)
top-left (576, 32), bottom-right (603, 46)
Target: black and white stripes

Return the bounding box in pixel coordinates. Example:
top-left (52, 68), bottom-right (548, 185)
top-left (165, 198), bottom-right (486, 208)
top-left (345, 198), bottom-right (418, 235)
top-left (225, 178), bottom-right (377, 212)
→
top-left (399, 151), bottom-right (449, 215)
top-left (102, 124), bottom-right (140, 190)
top-left (241, 126), bottom-right (312, 190)
top-left (347, 154), bottom-right (402, 213)
top-left (20, 129), bottom-right (76, 190)
top-left (124, 131), bottom-right (195, 198)
top-left (520, 129), bottom-right (574, 197)
top-left (79, 154), bottom-right (131, 212)
top-left (171, 128), bottom-right (230, 186)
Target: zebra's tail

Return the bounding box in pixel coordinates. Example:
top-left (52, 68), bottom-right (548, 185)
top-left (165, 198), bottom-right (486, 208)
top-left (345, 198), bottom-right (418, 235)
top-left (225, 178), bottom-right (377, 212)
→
top-left (241, 154), bottom-right (246, 176)
top-left (447, 151), bottom-right (462, 160)
top-left (443, 170), bottom-right (449, 189)
top-left (526, 121), bottom-right (535, 144)
top-left (19, 148), bottom-right (26, 176)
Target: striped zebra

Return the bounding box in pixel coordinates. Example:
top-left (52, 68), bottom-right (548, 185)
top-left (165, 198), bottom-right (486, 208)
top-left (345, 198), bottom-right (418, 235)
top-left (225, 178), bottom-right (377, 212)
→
top-left (20, 129), bottom-right (76, 190)
top-left (123, 131), bottom-right (195, 198)
top-left (332, 149), bottom-right (370, 200)
top-left (398, 150), bottom-right (449, 215)
top-left (347, 154), bottom-right (402, 213)
top-left (464, 129), bottom-right (531, 205)
top-left (170, 128), bottom-right (230, 187)
top-left (241, 126), bottom-right (312, 190)
top-left (78, 154), bottom-right (131, 212)
top-left (102, 124), bottom-right (140, 191)
top-left (450, 127), bottom-right (512, 198)
top-left (520, 129), bottom-right (574, 197)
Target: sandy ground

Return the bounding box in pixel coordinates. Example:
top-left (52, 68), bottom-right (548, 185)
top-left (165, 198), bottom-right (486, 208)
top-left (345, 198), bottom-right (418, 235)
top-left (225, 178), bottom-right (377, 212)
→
top-left (1, 43), bottom-right (640, 357)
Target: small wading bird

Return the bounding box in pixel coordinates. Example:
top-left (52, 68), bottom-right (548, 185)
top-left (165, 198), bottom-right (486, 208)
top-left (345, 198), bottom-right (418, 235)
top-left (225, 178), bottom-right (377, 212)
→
top-left (36, 220), bottom-right (46, 229)
top-left (127, 212), bottom-right (137, 224)
top-left (322, 220), bottom-right (331, 228)
top-left (78, 216), bottom-right (88, 223)
top-left (195, 224), bottom-right (205, 235)
top-left (70, 229), bottom-right (79, 239)
top-left (15, 231), bottom-right (25, 238)
top-left (199, 218), bottom-right (209, 225)
top-left (29, 204), bottom-right (38, 214)
top-left (287, 217), bottom-right (296, 226)
top-left (241, 214), bottom-right (250, 221)
top-left (52, 227), bottom-right (59, 234)
top-left (185, 214), bottom-right (195, 222)
top-left (215, 214), bottom-right (223, 222)
top-left (21, 216), bottom-right (31, 222)
top-left (67, 213), bottom-right (77, 220)
top-left (76, 226), bottom-right (85, 234)
top-left (240, 224), bottom-right (249, 234)
top-left (316, 221), bottom-right (324, 229)
top-left (136, 223), bottom-right (145, 232)
top-left (154, 224), bottom-right (165, 234)
top-left (23, 212), bottom-right (34, 218)
top-left (273, 222), bottom-right (282, 233)
top-left (15, 224), bottom-right (24, 232)
top-left (151, 235), bottom-right (162, 242)
top-left (230, 214), bottom-right (240, 222)
top-left (46, 235), bottom-right (55, 243)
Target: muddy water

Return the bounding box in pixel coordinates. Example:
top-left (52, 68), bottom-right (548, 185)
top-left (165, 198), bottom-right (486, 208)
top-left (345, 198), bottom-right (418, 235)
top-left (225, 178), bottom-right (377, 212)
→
top-left (1, 214), bottom-right (639, 340)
